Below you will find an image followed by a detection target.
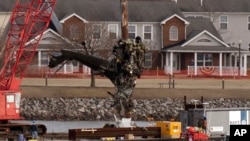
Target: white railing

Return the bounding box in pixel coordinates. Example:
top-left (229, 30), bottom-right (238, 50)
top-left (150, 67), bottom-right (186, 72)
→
top-left (164, 65), bottom-right (241, 76)
top-left (26, 65), bottom-right (91, 77)
top-left (164, 66), bottom-right (170, 75)
top-left (187, 66), bottom-right (239, 76)
top-left (25, 65), bottom-right (72, 76)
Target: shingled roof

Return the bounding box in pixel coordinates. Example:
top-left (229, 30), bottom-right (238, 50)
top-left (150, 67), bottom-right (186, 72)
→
top-left (0, 0), bottom-right (15, 12)
top-left (2, 0), bottom-right (250, 16)
top-left (177, 0), bottom-right (250, 12)
top-left (2, 0), bottom-right (249, 22)
top-left (186, 17), bottom-right (222, 40)
top-left (54, 0), bottom-right (183, 22)
top-left (162, 17), bottom-right (236, 52)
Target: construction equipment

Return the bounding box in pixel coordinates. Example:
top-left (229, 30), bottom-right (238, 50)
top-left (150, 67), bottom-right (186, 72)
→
top-left (156, 121), bottom-right (182, 139)
top-left (68, 121), bottom-right (183, 140)
top-left (68, 126), bottom-right (161, 140)
top-left (0, 0), bottom-right (56, 136)
top-left (179, 126), bottom-right (208, 141)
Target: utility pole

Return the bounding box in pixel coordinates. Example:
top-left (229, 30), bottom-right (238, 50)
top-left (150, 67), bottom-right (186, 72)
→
top-left (121, 0), bottom-right (129, 40)
top-left (121, 0), bottom-right (130, 118)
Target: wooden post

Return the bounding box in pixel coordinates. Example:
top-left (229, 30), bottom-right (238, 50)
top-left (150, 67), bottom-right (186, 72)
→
top-left (45, 75), bottom-right (48, 86)
top-left (157, 67), bottom-right (158, 78)
top-left (120, 0), bottom-right (131, 119)
top-left (222, 79), bottom-right (224, 90)
top-left (121, 0), bottom-right (128, 40)
top-left (168, 74), bottom-right (171, 89)
top-left (172, 75), bottom-right (175, 89)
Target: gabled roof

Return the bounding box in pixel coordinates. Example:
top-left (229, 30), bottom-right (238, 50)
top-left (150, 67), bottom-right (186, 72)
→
top-left (177, 0), bottom-right (250, 12)
top-left (186, 17), bottom-right (222, 40)
top-left (54, 0), bottom-right (183, 22)
top-left (161, 14), bottom-right (190, 25)
top-left (26, 29), bottom-right (57, 45)
top-left (60, 13), bottom-right (88, 23)
top-left (35, 29), bottom-right (84, 50)
top-left (26, 28), bottom-right (71, 47)
top-left (163, 45), bottom-right (242, 53)
top-left (181, 30), bottom-right (229, 47)
top-left (162, 17), bottom-right (235, 52)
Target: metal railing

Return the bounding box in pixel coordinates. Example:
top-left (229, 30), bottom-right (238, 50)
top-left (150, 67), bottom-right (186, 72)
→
top-left (187, 66), bottom-right (239, 76)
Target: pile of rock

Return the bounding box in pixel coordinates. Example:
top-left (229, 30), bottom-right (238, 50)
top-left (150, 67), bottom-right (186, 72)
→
top-left (20, 97), bottom-right (250, 121)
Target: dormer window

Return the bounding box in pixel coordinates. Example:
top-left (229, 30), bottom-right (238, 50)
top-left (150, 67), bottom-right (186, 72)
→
top-left (169, 26), bottom-right (178, 41)
top-left (197, 39), bottom-right (212, 42)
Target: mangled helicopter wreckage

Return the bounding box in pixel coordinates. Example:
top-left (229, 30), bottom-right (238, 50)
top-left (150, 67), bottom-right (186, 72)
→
top-left (48, 37), bottom-right (148, 118)
top-left (48, 0), bottom-right (148, 118)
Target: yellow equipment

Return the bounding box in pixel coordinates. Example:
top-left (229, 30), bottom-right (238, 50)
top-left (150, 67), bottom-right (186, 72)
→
top-left (156, 121), bottom-right (181, 139)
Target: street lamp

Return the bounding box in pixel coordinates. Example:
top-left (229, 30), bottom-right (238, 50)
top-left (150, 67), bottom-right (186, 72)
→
top-left (238, 40), bottom-right (242, 77)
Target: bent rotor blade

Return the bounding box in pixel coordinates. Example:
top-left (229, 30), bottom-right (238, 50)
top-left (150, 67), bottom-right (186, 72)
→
top-left (53, 60), bottom-right (68, 75)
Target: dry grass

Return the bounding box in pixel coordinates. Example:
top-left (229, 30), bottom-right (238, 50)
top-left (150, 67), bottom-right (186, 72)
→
top-left (21, 77), bottom-right (250, 99)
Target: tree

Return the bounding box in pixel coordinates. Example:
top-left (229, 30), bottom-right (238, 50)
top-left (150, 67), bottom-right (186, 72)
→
top-left (46, 21), bottom-right (118, 88)
top-left (72, 22), bottom-right (117, 87)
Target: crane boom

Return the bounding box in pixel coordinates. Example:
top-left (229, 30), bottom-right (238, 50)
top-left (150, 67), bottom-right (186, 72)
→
top-left (0, 0), bottom-right (56, 124)
top-left (0, 0), bottom-right (56, 90)
top-left (0, 0), bottom-right (56, 136)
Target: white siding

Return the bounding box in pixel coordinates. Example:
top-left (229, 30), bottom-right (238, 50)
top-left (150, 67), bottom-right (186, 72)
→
top-left (184, 12), bottom-right (250, 51)
top-left (188, 33), bottom-right (222, 46)
top-left (0, 13), bottom-right (11, 35)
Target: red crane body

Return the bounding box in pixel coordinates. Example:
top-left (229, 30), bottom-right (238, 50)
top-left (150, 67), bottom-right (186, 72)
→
top-left (0, 0), bottom-right (56, 121)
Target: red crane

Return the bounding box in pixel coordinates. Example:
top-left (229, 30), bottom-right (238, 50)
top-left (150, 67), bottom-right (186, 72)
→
top-left (0, 0), bottom-right (56, 135)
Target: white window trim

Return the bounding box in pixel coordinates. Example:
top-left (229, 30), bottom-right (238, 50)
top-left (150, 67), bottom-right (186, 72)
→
top-left (219, 15), bottom-right (228, 30)
top-left (128, 24), bottom-right (137, 39)
top-left (169, 26), bottom-right (178, 41)
top-left (40, 51), bottom-right (49, 66)
top-left (108, 24), bottom-right (118, 39)
top-left (143, 24), bottom-right (153, 41)
top-left (248, 16), bottom-right (250, 30)
top-left (197, 53), bottom-right (213, 66)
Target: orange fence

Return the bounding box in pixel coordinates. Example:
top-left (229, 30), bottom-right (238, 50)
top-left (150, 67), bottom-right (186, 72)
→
top-left (24, 66), bottom-right (170, 78)
top-left (23, 65), bottom-right (250, 79)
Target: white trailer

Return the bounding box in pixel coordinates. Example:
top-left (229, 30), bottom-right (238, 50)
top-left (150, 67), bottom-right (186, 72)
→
top-left (205, 107), bottom-right (250, 136)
